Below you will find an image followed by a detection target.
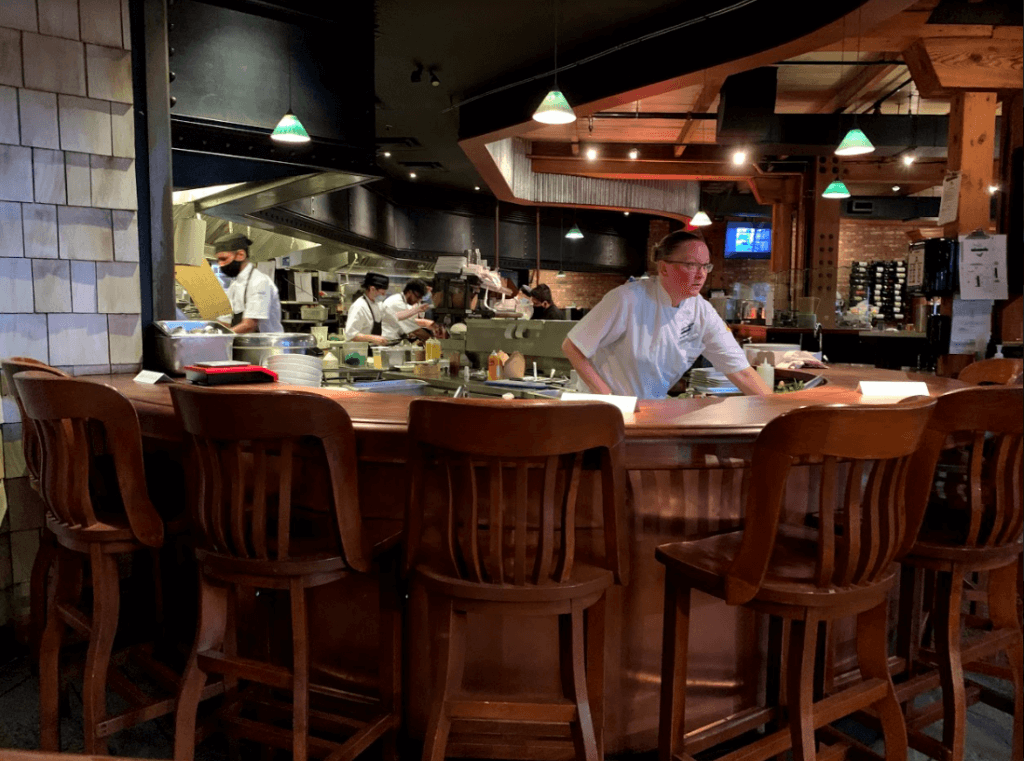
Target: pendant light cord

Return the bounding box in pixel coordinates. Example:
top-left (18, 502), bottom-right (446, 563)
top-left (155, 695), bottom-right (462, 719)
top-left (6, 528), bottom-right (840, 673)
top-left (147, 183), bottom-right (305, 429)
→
top-left (286, 30), bottom-right (293, 113)
top-left (553, 0), bottom-right (560, 89)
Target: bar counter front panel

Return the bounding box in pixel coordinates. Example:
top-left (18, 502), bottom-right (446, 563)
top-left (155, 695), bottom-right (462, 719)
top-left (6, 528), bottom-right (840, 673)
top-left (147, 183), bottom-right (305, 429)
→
top-left (92, 368), bottom-right (963, 754)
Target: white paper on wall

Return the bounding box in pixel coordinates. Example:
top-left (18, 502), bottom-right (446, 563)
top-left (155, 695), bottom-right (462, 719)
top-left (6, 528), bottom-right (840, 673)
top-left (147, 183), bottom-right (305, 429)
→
top-left (958, 233), bottom-right (1008, 300)
top-left (949, 298), bottom-right (992, 355)
top-left (937, 171), bottom-right (961, 226)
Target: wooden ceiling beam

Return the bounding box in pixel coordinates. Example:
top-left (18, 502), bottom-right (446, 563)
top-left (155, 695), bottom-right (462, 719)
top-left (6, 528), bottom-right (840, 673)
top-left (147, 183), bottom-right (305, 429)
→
top-left (837, 161), bottom-right (946, 184)
top-left (531, 157), bottom-right (756, 181)
top-left (902, 36), bottom-right (1023, 98)
top-left (814, 54), bottom-right (902, 114)
top-left (747, 175), bottom-right (801, 205)
top-left (672, 77), bottom-right (723, 157)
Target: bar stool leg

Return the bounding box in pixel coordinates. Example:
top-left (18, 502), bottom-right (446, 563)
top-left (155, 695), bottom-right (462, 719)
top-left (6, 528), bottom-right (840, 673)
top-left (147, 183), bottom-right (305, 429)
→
top-left (935, 568), bottom-right (967, 761)
top-left (291, 577), bottom-right (310, 761)
top-left (379, 554), bottom-right (403, 761)
top-left (38, 547), bottom-right (82, 752)
top-left (83, 547), bottom-right (119, 755)
top-left (987, 559), bottom-right (1023, 760)
top-left (29, 531), bottom-right (58, 665)
top-left (786, 615), bottom-right (819, 761)
top-left (658, 576), bottom-right (691, 761)
top-left (857, 600), bottom-right (907, 761)
top-left (585, 593), bottom-right (607, 761)
top-left (421, 599), bottom-right (467, 761)
top-left (174, 575), bottom-right (229, 761)
top-left (560, 599), bottom-right (598, 761)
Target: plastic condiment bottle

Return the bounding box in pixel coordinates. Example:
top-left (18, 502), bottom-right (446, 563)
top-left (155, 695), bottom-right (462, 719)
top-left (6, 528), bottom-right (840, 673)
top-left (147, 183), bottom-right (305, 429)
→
top-left (487, 350), bottom-right (503, 381)
top-left (425, 336), bottom-right (442, 361)
top-left (756, 359), bottom-right (775, 390)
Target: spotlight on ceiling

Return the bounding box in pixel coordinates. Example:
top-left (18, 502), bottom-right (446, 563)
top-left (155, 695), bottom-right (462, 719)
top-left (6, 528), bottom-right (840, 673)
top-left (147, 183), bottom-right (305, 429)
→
top-left (902, 154), bottom-right (916, 166)
top-left (623, 211), bottom-right (630, 216)
top-left (429, 70), bottom-right (440, 87)
top-left (628, 148), bottom-right (639, 160)
top-left (474, 185), bottom-right (481, 191)
top-left (410, 64), bottom-right (423, 84)
top-left (409, 172), bottom-right (417, 179)
top-left (585, 147), bottom-right (598, 160)
top-left (989, 184), bottom-right (1000, 194)
top-left (381, 151), bottom-right (391, 158)
top-left (892, 185), bottom-right (900, 192)
top-left (732, 150), bottom-right (747, 165)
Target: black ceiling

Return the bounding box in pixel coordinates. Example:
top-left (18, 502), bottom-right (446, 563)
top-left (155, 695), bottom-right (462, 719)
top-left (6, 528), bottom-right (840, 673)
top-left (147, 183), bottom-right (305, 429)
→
top-left (193, 0), bottom-right (876, 195)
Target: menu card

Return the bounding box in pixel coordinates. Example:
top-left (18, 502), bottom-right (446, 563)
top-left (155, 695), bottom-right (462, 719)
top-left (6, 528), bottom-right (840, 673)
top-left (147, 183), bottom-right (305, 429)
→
top-left (560, 391), bottom-right (639, 415)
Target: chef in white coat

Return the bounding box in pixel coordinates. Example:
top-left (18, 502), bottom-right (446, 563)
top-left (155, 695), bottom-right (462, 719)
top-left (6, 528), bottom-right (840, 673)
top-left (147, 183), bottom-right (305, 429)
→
top-left (562, 230), bottom-right (771, 400)
top-left (344, 272), bottom-right (391, 346)
top-left (214, 234), bottom-right (283, 334)
top-left (382, 278), bottom-right (431, 341)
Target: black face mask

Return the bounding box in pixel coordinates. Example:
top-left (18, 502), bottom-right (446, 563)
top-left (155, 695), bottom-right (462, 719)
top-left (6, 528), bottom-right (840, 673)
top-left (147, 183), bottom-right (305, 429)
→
top-left (220, 259), bottom-right (242, 278)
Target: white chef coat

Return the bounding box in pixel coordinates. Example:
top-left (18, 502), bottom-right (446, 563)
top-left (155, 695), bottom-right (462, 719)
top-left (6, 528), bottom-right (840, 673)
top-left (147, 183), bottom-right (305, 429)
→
top-left (381, 292), bottom-right (421, 339)
top-left (344, 295), bottom-right (384, 340)
top-left (225, 264), bottom-right (283, 333)
top-left (566, 277), bottom-right (749, 400)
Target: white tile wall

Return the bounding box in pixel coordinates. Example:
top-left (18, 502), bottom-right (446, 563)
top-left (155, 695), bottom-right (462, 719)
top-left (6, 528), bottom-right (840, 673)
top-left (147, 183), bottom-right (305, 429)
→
top-left (65, 151), bottom-right (90, 205)
top-left (112, 210), bottom-right (138, 261)
top-left (0, 314), bottom-right (48, 360)
top-left (107, 312), bottom-right (140, 364)
top-left (70, 260), bottom-right (96, 312)
top-left (86, 44), bottom-right (131, 103)
top-left (81, 0), bottom-right (124, 49)
top-left (23, 204), bottom-right (59, 258)
top-left (33, 148), bottom-right (66, 204)
top-left (70, 364), bottom-right (110, 376)
top-left (90, 155), bottom-right (135, 209)
top-left (110, 101), bottom-right (133, 158)
top-left (0, 145), bottom-right (34, 202)
top-left (32, 259), bottom-right (71, 312)
top-left (0, 86), bottom-right (18, 144)
top-left (22, 33), bottom-right (86, 97)
top-left (47, 313), bottom-right (108, 365)
top-left (18, 89), bottom-right (59, 149)
top-left (121, 0), bottom-right (131, 52)
top-left (58, 95), bottom-right (111, 155)
top-left (0, 203), bottom-right (24, 257)
top-left (57, 205), bottom-right (112, 260)
top-left (0, 258), bottom-right (34, 312)
top-left (96, 261), bottom-right (139, 313)
top-left (0, 28), bottom-right (22, 88)
top-left (0, 1), bottom-right (39, 33)
top-left (39, 0), bottom-right (81, 40)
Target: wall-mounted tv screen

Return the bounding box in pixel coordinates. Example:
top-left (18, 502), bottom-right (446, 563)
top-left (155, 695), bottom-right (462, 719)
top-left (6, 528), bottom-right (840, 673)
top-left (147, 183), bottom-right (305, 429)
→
top-left (724, 221), bottom-right (772, 259)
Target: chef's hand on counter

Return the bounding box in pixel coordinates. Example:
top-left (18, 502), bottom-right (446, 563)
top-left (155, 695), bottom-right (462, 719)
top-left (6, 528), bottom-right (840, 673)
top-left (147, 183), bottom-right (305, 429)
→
top-left (231, 318), bottom-right (258, 334)
top-left (561, 337), bottom-right (613, 395)
top-left (727, 366), bottom-right (773, 396)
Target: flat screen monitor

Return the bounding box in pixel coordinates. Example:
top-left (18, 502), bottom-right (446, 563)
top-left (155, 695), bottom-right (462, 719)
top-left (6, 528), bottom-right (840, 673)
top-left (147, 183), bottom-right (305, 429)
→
top-left (724, 222), bottom-right (772, 259)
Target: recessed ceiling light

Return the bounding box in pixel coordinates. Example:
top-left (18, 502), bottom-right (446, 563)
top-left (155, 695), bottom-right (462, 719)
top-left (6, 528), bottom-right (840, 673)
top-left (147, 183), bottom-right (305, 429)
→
top-left (474, 185), bottom-right (481, 191)
top-left (586, 147), bottom-right (598, 160)
top-left (409, 172), bottom-right (417, 179)
top-left (989, 184), bottom-right (999, 194)
top-left (628, 148), bottom-right (639, 160)
top-left (732, 150), bottom-right (747, 165)
top-left (624, 211), bottom-right (630, 216)
top-left (382, 151), bottom-right (391, 158)
top-left (892, 185), bottom-right (900, 192)
top-left (902, 154), bottom-right (915, 166)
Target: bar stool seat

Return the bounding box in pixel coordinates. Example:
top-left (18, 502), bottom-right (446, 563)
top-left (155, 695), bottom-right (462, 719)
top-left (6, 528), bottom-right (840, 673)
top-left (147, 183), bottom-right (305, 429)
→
top-left (415, 563), bottom-right (613, 604)
top-left (657, 398), bottom-right (936, 761)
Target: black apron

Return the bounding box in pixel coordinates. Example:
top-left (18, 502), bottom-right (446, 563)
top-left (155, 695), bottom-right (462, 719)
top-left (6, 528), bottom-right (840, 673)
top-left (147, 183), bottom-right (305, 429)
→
top-left (230, 271), bottom-right (258, 332)
top-left (363, 295), bottom-right (383, 336)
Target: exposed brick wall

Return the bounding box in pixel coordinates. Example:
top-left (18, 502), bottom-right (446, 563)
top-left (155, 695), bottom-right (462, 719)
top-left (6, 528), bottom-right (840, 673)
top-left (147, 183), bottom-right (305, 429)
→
top-left (534, 269), bottom-right (627, 309)
top-left (838, 218), bottom-right (919, 268)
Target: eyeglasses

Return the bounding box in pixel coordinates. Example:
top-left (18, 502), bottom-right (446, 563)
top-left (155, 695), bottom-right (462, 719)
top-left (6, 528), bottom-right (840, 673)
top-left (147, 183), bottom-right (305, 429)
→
top-left (662, 259), bottom-right (713, 274)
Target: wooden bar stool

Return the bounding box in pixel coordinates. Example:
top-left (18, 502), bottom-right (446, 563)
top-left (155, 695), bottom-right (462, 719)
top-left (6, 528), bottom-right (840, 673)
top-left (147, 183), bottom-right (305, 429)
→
top-left (169, 384), bottom-right (402, 761)
top-left (956, 358), bottom-right (1023, 386)
top-left (656, 398), bottom-right (936, 761)
top-left (13, 371), bottom-right (174, 754)
top-left (404, 399), bottom-right (627, 761)
top-left (896, 386), bottom-right (1023, 761)
top-left (1, 358), bottom-right (68, 663)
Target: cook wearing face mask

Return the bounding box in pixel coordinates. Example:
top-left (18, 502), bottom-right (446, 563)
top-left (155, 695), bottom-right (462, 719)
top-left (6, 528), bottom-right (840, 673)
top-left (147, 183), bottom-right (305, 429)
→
top-left (214, 234), bottom-right (283, 334)
top-left (344, 272), bottom-right (392, 346)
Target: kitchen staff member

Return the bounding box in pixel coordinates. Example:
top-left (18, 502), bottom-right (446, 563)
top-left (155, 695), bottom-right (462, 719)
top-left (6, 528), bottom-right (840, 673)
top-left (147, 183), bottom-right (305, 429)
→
top-left (528, 284), bottom-right (565, 320)
top-left (344, 272), bottom-right (391, 346)
top-left (382, 278), bottom-right (431, 341)
top-left (561, 230), bottom-right (771, 400)
top-left (214, 234), bottom-right (283, 334)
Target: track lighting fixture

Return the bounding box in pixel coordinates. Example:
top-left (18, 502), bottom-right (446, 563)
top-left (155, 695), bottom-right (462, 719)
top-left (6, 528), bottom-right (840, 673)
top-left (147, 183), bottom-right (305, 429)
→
top-left (411, 63), bottom-right (423, 84)
top-left (628, 148), bottom-right (639, 160)
top-left (585, 147), bottom-right (598, 160)
top-left (902, 154), bottom-right (915, 166)
top-left (429, 70), bottom-right (440, 87)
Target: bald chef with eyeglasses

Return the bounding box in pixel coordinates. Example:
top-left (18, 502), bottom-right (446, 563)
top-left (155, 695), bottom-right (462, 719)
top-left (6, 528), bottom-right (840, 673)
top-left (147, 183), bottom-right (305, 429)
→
top-left (561, 230), bottom-right (771, 400)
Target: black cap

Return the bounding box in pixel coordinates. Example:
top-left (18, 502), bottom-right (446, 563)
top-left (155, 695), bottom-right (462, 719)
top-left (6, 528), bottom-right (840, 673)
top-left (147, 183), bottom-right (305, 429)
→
top-left (362, 272), bottom-right (390, 290)
top-left (213, 233), bottom-right (253, 253)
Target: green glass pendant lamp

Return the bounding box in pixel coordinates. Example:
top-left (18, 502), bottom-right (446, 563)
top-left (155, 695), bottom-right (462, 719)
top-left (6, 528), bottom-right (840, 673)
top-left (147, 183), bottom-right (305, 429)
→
top-left (533, 0), bottom-right (576, 125)
top-left (272, 33), bottom-right (311, 144)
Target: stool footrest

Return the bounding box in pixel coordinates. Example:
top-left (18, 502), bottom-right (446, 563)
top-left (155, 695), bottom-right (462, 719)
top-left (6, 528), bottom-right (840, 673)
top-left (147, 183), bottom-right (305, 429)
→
top-left (197, 650), bottom-right (292, 690)
top-left (447, 699), bottom-right (577, 723)
top-left (55, 602), bottom-right (90, 638)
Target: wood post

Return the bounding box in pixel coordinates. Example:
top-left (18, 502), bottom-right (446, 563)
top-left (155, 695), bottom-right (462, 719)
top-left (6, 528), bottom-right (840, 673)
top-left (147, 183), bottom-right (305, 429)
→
top-left (809, 157), bottom-right (844, 327)
top-left (942, 92), bottom-right (998, 238)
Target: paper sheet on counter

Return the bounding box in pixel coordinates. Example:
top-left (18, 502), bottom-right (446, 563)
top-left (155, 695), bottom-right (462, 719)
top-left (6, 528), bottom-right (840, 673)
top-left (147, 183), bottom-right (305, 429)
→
top-left (174, 261), bottom-right (232, 320)
top-left (857, 381), bottom-right (930, 402)
top-left (560, 391), bottom-right (638, 415)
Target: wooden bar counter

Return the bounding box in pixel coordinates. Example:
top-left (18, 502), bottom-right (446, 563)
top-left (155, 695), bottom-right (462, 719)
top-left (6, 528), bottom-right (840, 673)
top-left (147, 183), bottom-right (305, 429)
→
top-left (89, 367), bottom-right (962, 754)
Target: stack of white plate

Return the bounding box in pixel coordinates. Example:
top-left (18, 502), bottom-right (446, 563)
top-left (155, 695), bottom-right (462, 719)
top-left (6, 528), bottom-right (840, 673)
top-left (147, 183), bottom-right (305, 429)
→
top-left (266, 354), bottom-right (323, 387)
top-left (689, 367), bottom-right (741, 396)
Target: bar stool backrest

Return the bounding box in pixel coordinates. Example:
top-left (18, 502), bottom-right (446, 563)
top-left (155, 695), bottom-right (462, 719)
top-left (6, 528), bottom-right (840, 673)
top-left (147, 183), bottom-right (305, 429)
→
top-left (13, 371), bottom-right (163, 548)
top-left (404, 399), bottom-right (627, 586)
top-left (957, 357), bottom-right (1023, 386)
top-left (723, 398), bottom-right (936, 606)
top-left (168, 385), bottom-right (367, 572)
top-left (902, 385), bottom-right (1024, 553)
top-left (1, 358), bottom-right (68, 483)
